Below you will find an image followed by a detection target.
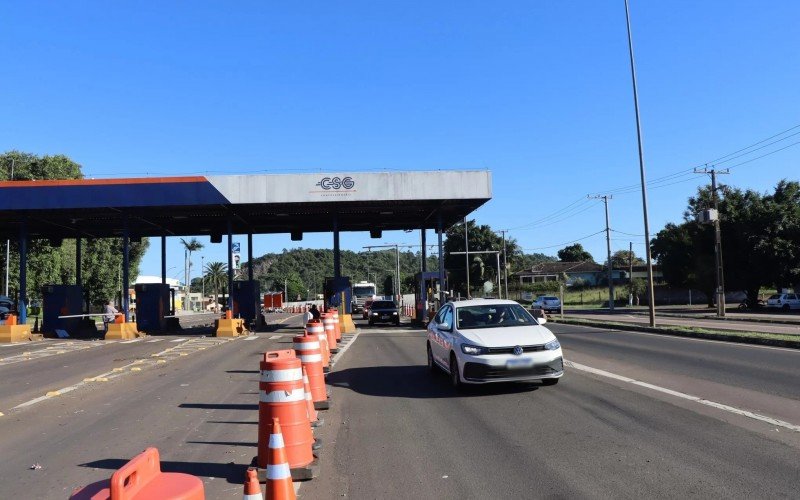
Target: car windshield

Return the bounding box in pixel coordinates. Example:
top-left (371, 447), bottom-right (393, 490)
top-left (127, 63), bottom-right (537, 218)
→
top-left (372, 301), bottom-right (396, 309)
top-left (456, 303), bottom-right (537, 329)
top-left (768, 294), bottom-right (782, 300)
top-left (540, 296), bottom-right (558, 301)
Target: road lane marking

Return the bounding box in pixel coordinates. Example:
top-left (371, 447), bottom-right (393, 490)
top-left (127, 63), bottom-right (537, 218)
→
top-left (565, 360), bottom-right (800, 433)
top-left (146, 339), bottom-right (164, 343)
top-left (269, 335), bottom-right (282, 340)
top-left (330, 331), bottom-right (360, 367)
top-left (243, 335), bottom-right (258, 341)
top-left (120, 339), bottom-right (142, 344)
top-left (7, 336), bottom-right (240, 414)
top-left (169, 337), bottom-right (187, 342)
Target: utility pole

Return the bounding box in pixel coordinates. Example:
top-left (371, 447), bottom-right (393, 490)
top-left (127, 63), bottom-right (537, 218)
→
top-left (628, 241), bottom-right (633, 306)
top-left (695, 166), bottom-right (729, 317)
top-left (5, 159), bottom-right (14, 296)
top-left (464, 218), bottom-right (470, 298)
top-left (500, 230), bottom-right (509, 300)
top-left (624, 0), bottom-right (656, 327)
top-left (590, 195), bottom-right (615, 311)
top-left (201, 256), bottom-right (205, 307)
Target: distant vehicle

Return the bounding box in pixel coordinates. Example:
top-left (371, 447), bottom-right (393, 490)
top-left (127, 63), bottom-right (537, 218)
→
top-left (352, 281), bottom-right (377, 313)
top-left (532, 295), bottom-right (561, 313)
top-left (368, 300), bottom-right (400, 326)
top-left (426, 299), bottom-right (563, 387)
top-left (765, 293), bottom-right (800, 311)
top-left (0, 296), bottom-right (13, 320)
top-left (362, 299), bottom-right (374, 320)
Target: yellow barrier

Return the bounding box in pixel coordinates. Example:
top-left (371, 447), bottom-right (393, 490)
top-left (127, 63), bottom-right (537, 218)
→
top-left (105, 322), bottom-right (143, 340)
top-left (339, 313), bottom-right (356, 334)
top-left (0, 323), bottom-right (39, 343)
top-left (216, 318), bottom-right (248, 337)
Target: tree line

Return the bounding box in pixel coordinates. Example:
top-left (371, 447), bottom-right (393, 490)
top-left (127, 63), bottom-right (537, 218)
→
top-left (1, 151), bottom-right (148, 307)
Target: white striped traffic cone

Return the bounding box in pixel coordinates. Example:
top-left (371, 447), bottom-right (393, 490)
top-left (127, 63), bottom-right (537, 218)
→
top-left (266, 418), bottom-right (296, 500)
top-left (243, 467), bottom-right (264, 500)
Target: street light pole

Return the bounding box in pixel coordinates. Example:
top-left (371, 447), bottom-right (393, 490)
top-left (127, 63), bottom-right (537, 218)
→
top-left (5, 159), bottom-right (14, 296)
top-left (464, 218), bottom-right (470, 298)
top-left (624, 0), bottom-right (656, 327)
top-left (500, 230), bottom-right (509, 300)
top-left (201, 256), bottom-right (205, 309)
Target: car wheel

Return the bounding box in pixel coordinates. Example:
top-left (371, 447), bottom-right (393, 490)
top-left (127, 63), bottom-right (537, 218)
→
top-left (449, 354), bottom-right (461, 389)
top-left (541, 378), bottom-right (559, 386)
top-left (426, 343), bottom-right (436, 373)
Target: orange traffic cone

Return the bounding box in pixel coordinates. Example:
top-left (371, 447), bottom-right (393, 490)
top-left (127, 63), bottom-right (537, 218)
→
top-left (266, 418), bottom-right (296, 500)
top-left (243, 468), bottom-right (264, 500)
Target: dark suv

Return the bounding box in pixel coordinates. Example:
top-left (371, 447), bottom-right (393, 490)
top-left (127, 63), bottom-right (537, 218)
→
top-left (368, 300), bottom-right (400, 326)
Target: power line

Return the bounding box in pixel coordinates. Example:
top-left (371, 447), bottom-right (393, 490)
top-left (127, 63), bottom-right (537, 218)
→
top-left (520, 230), bottom-right (605, 251)
top-left (707, 123), bottom-right (800, 165)
top-left (726, 139), bottom-right (800, 171)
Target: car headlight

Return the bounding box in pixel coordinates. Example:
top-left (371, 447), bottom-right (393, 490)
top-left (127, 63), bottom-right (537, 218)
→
top-left (392, 311), bottom-right (398, 315)
top-left (461, 344), bottom-right (488, 355)
top-left (372, 312), bottom-right (378, 316)
top-left (544, 339), bottom-right (560, 351)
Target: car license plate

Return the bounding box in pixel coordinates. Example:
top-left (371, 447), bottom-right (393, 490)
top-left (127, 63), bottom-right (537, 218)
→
top-left (381, 315), bottom-right (389, 319)
top-left (506, 358), bottom-right (533, 369)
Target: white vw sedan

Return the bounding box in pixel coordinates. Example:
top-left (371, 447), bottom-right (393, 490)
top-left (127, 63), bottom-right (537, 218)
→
top-left (426, 299), bottom-right (564, 388)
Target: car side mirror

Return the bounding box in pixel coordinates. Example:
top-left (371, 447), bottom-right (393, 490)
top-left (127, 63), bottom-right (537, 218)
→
top-left (537, 316), bottom-right (547, 325)
top-left (439, 322), bottom-right (450, 330)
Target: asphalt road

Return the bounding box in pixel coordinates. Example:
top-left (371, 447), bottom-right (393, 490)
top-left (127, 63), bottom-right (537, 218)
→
top-left (1, 314), bottom-right (798, 498)
top-left (566, 310), bottom-right (800, 336)
top-left (301, 319), bottom-right (800, 499)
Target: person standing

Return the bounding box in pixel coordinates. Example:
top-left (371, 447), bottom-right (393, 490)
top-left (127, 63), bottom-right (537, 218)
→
top-left (103, 300), bottom-right (119, 332)
top-left (303, 305), bottom-right (313, 324)
top-left (310, 304), bottom-right (321, 320)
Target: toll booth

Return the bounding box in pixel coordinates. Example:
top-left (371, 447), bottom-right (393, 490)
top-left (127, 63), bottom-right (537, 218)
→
top-left (42, 285), bottom-right (84, 336)
top-left (414, 272), bottom-right (443, 325)
top-left (324, 276), bottom-right (352, 314)
top-left (232, 280), bottom-right (262, 328)
top-left (134, 283), bottom-right (171, 333)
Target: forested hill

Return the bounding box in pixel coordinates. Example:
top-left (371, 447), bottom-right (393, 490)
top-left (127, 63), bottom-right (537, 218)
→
top-left (242, 247), bottom-right (554, 300)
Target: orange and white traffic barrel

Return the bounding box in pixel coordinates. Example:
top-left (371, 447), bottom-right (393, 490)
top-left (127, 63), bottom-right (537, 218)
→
top-left (321, 313), bottom-right (338, 353)
top-left (257, 350), bottom-right (314, 470)
top-left (301, 367), bottom-right (319, 426)
top-left (328, 308), bottom-right (342, 341)
top-left (292, 333), bottom-right (328, 407)
top-left (305, 320), bottom-right (329, 369)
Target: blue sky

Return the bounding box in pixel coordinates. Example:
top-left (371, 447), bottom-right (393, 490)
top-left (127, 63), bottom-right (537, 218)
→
top-left (2, 1), bottom-right (799, 281)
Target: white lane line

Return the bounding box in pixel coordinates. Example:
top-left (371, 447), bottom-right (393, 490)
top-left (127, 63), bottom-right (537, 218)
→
top-left (269, 335), bottom-right (282, 340)
top-left (120, 339), bottom-right (142, 344)
top-left (146, 339), bottom-right (164, 343)
top-left (565, 360), bottom-right (800, 433)
top-left (243, 335), bottom-right (258, 341)
top-left (170, 337), bottom-right (188, 342)
top-left (330, 331), bottom-right (360, 367)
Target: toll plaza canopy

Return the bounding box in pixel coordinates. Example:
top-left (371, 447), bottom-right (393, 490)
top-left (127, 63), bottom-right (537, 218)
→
top-left (0, 170), bottom-right (491, 239)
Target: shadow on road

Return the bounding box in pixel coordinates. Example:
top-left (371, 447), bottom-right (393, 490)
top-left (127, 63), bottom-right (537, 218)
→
top-left (80, 459), bottom-right (249, 485)
top-left (186, 441), bottom-right (257, 447)
top-left (225, 369), bottom-right (259, 374)
top-left (179, 403), bottom-right (258, 411)
top-left (326, 364), bottom-right (538, 398)
top-left (206, 420), bottom-right (258, 425)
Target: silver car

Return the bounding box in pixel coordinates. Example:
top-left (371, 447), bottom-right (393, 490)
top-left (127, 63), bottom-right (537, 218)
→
top-left (426, 299), bottom-right (564, 388)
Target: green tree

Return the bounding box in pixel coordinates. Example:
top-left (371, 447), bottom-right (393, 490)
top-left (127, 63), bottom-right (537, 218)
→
top-left (204, 262), bottom-right (227, 311)
top-left (611, 249), bottom-right (645, 269)
top-left (557, 243), bottom-right (594, 262)
top-left (180, 238), bottom-right (204, 309)
top-left (444, 220), bottom-right (521, 297)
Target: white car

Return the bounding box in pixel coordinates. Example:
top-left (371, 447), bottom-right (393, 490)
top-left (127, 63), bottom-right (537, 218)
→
top-left (532, 295), bottom-right (561, 313)
top-left (426, 299), bottom-right (564, 388)
top-left (765, 293), bottom-right (800, 311)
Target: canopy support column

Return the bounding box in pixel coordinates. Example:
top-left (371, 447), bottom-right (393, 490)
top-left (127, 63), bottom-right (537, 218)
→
top-left (18, 219), bottom-right (28, 324)
top-left (161, 235), bottom-right (166, 285)
top-left (122, 216), bottom-right (130, 321)
top-left (333, 216), bottom-right (341, 279)
top-left (437, 213), bottom-right (445, 305)
top-left (247, 233), bottom-right (254, 282)
top-left (227, 218), bottom-right (234, 311)
top-left (76, 237), bottom-right (82, 286)
top-left (421, 228), bottom-right (427, 272)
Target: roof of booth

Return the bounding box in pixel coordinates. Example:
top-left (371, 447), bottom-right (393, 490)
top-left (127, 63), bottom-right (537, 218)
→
top-left (0, 171), bottom-right (491, 239)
